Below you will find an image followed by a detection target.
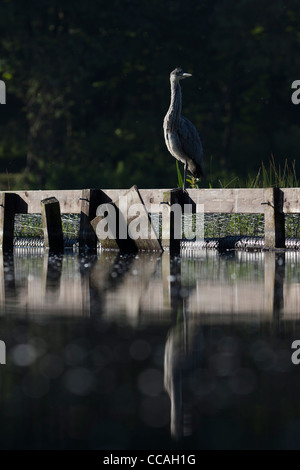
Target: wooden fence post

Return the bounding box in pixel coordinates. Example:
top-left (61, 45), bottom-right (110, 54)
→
top-left (264, 187), bottom-right (285, 249)
top-left (161, 189), bottom-right (185, 254)
top-left (0, 192), bottom-right (17, 252)
top-left (79, 189), bottom-right (102, 252)
top-left (41, 197), bottom-right (64, 253)
top-left (91, 186), bottom-right (162, 252)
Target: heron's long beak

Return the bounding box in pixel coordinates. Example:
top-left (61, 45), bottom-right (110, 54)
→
top-left (182, 73), bottom-right (192, 79)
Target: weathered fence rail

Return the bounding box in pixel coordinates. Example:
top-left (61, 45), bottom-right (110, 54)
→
top-left (2, 187), bottom-right (300, 213)
top-left (0, 187), bottom-right (299, 252)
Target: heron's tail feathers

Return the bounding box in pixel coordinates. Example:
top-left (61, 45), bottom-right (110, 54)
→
top-left (189, 161), bottom-right (204, 179)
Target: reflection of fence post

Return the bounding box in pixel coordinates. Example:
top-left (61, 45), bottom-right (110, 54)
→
top-left (264, 251), bottom-right (285, 319)
top-left (0, 341), bottom-right (6, 364)
top-left (264, 188), bottom-right (285, 249)
top-left (0, 193), bottom-right (17, 252)
top-left (264, 252), bottom-right (275, 316)
top-left (0, 251), bottom-right (4, 307)
top-left (273, 253), bottom-right (285, 321)
top-left (42, 250), bottom-right (49, 297)
top-left (162, 189), bottom-right (184, 255)
top-left (0, 80), bottom-right (6, 104)
top-left (161, 252), bottom-right (171, 308)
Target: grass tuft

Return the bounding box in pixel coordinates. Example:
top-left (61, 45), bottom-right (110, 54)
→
top-left (247, 155), bottom-right (299, 188)
top-left (176, 161), bottom-right (183, 188)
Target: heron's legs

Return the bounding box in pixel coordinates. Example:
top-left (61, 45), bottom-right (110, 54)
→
top-left (183, 163), bottom-right (187, 191)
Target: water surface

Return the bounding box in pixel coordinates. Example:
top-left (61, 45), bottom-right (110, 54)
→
top-left (1, 248), bottom-right (300, 449)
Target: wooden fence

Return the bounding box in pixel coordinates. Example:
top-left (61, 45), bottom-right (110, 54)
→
top-left (0, 187), bottom-right (299, 252)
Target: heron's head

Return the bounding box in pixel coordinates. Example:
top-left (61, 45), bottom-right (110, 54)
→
top-left (170, 68), bottom-right (192, 82)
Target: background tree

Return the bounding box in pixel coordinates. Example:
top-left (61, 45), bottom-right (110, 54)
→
top-left (0, 0), bottom-right (299, 190)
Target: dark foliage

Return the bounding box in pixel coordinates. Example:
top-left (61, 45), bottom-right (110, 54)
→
top-left (0, 0), bottom-right (299, 189)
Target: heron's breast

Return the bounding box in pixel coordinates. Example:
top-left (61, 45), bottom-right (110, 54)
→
top-left (165, 131), bottom-right (186, 164)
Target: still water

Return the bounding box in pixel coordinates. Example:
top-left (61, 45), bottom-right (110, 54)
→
top-left (1, 248), bottom-right (300, 449)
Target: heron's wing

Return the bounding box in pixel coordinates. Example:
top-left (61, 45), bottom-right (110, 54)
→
top-left (178, 116), bottom-right (204, 175)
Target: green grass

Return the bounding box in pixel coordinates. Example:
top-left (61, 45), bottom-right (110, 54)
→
top-left (247, 156), bottom-right (299, 188)
top-left (186, 155), bottom-right (299, 190)
top-left (14, 214), bottom-right (80, 240)
top-left (176, 161), bottom-right (183, 188)
top-left (203, 213), bottom-right (265, 238)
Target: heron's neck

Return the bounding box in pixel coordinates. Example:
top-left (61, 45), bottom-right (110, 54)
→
top-left (166, 80), bottom-right (182, 132)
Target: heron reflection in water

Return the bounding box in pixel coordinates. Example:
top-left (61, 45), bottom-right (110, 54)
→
top-left (164, 305), bottom-right (204, 439)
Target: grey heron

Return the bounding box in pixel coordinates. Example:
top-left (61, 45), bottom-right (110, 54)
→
top-left (163, 68), bottom-right (204, 190)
